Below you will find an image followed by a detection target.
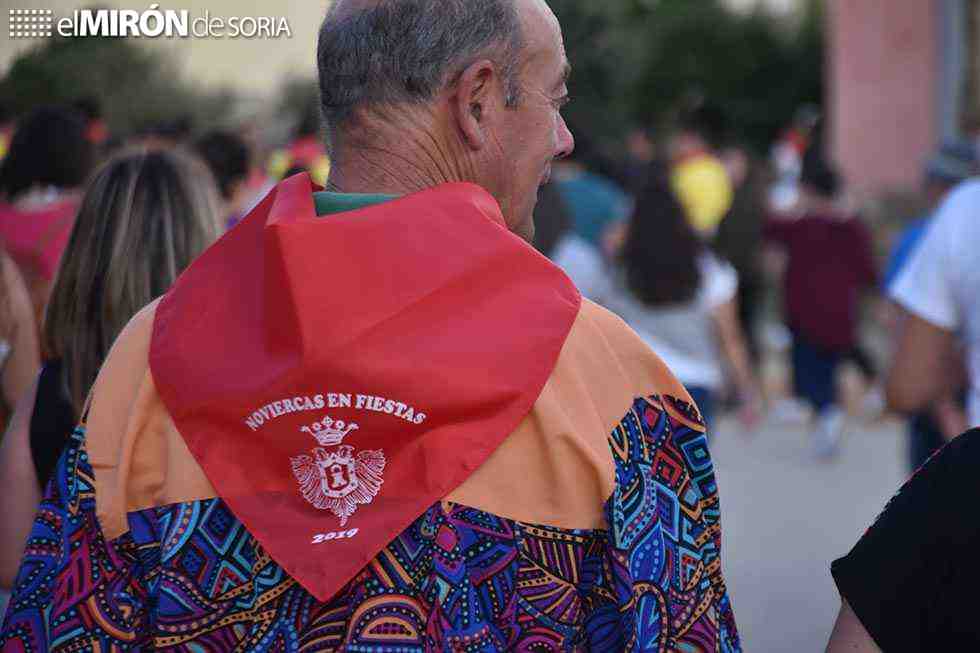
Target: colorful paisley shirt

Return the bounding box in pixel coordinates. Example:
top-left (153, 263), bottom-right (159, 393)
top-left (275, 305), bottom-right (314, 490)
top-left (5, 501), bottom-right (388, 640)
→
top-left (1, 178), bottom-right (740, 651)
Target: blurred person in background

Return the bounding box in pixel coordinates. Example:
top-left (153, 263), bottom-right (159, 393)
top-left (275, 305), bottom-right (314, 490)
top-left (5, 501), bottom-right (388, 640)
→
top-left (713, 143), bottom-right (770, 360)
top-left (769, 105), bottom-right (819, 212)
top-left (0, 104), bottom-right (13, 163)
top-left (622, 125), bottom-right (656, 196)
top-left (0, 0), bottom-right (740, 648)
top-left (764, 140), bottom-right (877, 459)
top-left (133, 115), bottom-right (194, 149)
top-left (72, 96), bottom-right (109, 150)
top-left (550, 125), bottom-right (631, 254)
top-left (886, 176), bottom-right (980, 437)
top-left (0, 106), bottom-right (94, 323)
top-left (0, 250), bottom-right (39, 426)
top-left (883, 143), bottom-right (978, 289)
top-left (235, 119), bottom-right (278, 213)
top-left (533, 181), bottom-right (606, 299)
top-left (267, 103), bottom-right (331, 186)
top-left (883, 142), bottom-right (977, 471)
top-left (670, 101), bottom-right (734, 239)
top-left (600, 163), bottom-right (761, 430)
top-left (194, 129), bottom-right (252, 229)
top-left (0, 147), bottom-right (221, 588)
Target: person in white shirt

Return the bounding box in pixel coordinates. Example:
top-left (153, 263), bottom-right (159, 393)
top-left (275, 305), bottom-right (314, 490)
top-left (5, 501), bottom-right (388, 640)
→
top-left (888, 179), bottom-right (980, 429)
top-left (600, 164), bottom-right (761, 429)
top-left (550, 234), bottom-right (606, 300)
top-left (533, 180), bottom-right (607, 300)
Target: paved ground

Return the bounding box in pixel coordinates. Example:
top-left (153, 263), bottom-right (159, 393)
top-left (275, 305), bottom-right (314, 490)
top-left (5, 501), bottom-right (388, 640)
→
top-left (710, 412), bottom-right (907, 652)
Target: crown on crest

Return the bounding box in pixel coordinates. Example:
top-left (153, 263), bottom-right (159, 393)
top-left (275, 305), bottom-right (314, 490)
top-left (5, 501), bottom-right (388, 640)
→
top-left (300, 415), bottom-right (359, 446)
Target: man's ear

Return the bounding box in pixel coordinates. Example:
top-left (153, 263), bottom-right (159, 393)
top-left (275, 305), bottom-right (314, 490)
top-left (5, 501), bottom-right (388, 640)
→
top-left (452, 59), bottom-right (498, 151)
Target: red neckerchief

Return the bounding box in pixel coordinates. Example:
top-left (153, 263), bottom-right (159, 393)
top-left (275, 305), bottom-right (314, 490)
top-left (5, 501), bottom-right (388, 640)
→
top-left (0, 197), bottom-right (78, 280)
top-left (150, 173), bottom-right (580, 601)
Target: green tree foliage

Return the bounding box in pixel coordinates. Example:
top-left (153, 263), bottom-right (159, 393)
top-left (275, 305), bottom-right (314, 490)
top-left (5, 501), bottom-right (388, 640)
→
top-left (0, 35), bottom-right (234, 135)
top-left (551, 0), bottom-right (823, 152)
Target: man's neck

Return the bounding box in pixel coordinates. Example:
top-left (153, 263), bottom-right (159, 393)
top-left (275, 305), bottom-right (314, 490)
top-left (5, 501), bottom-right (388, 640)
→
top-left (326, 118), bottom-right (476, 196)
top-left (326, 156), bottom-right (444, 196)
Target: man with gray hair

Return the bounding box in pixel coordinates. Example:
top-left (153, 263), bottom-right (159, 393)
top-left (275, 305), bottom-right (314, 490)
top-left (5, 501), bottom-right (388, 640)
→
top-left (316, 0), bottom-right (570, 241)
top-left (1, 1), bottom-right (740, 650)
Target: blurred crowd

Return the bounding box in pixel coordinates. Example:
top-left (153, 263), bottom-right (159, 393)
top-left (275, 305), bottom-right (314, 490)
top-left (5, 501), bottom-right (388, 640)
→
top-left (538, 99), bottom-right (980, 471)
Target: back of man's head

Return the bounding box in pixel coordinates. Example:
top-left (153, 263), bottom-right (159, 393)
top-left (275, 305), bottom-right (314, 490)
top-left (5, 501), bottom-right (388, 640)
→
top-left (316, 0), bottom-right (523, 151)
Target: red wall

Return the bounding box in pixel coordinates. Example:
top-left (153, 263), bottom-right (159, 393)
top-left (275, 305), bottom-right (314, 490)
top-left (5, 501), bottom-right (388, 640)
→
top-left (828, 0), bottom-right (938, 194)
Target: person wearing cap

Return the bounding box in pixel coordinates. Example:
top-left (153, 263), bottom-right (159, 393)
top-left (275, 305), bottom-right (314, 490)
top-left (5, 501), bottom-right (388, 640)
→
top-left (0, 1), bottom-right (740, 650)
top-left (882, 142), bottom-right (979, 289)
top-left (881, 142), bottom-right (977, 472)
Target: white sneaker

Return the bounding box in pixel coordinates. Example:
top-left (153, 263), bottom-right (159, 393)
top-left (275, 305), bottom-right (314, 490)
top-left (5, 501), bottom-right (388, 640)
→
top-left (811, 406), bottom-right (845, 460)
top-left (861, 385), bottom-right (885, 421)
top-left (769, 397), bottom-right (812, 425)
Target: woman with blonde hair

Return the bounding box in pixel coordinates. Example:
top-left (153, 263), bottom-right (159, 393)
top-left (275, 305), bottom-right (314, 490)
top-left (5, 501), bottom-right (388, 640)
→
top-left (0, 147), bottom-right (221, 586)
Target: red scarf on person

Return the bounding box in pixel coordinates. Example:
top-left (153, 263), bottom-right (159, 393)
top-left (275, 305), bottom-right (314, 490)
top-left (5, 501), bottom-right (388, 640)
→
top-left (0, 197), bottom-right (77, 280)
top-left (150, 173), bottom-right (580, 602)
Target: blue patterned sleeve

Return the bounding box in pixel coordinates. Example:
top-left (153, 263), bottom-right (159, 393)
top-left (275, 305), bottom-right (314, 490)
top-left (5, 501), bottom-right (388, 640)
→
top-left (0, 427), bottom-right (156, 650)
top-left (605, 394), bottom-right (741, 652)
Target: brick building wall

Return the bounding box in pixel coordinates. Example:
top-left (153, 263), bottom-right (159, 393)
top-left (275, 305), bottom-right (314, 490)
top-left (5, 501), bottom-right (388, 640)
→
top-left (827, 0), bottom-right (939, 194)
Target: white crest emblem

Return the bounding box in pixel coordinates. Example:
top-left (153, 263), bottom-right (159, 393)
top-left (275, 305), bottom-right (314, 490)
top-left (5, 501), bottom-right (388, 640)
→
top-left (290, 415), bottom-right (386, 526)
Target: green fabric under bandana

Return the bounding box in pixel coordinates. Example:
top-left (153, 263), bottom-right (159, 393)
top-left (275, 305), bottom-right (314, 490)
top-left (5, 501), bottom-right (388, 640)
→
top-left (313, 191), bottom-right (397, 216)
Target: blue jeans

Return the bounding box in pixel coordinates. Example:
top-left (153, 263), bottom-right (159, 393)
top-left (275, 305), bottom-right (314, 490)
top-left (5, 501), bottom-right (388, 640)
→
top-left (791, 333), bottom-right (841, 415)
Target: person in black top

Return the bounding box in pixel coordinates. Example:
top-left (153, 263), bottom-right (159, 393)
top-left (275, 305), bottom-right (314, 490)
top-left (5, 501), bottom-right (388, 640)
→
top-left (0, 147), bottom-right (221, 587)
top-left (26, 359), bottom-right (74, 486)
top-left (827, 429), bottom-right (980, 651)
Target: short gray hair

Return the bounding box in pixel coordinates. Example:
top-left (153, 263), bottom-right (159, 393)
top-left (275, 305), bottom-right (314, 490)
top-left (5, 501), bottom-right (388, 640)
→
top-left (317, 0), bottom-right (523, 144)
